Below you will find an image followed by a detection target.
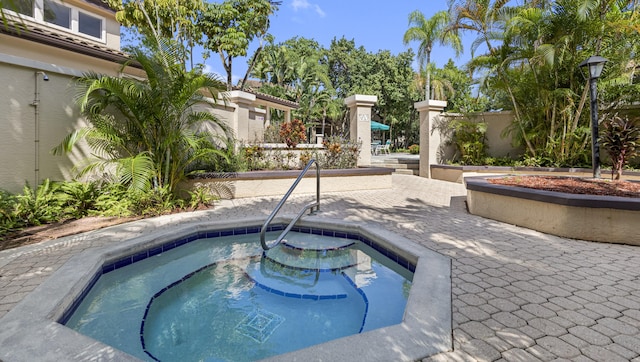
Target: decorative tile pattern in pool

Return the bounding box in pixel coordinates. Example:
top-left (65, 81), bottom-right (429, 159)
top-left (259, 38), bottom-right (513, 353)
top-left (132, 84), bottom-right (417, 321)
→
top-left (235, 309), bottom-right (285, 343)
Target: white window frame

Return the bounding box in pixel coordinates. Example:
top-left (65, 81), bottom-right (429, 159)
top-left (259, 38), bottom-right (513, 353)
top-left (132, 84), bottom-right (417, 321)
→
top-left (3, 0), bottom-right (106, 43)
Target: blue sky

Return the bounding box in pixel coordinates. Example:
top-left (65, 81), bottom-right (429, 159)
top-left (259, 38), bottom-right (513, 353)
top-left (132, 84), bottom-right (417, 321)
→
top-left (203, 0), bottom-right (475, 83)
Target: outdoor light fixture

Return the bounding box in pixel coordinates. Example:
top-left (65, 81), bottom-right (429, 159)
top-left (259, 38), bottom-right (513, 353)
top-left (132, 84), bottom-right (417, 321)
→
top-left (579, 55), bottom-right (608, 179)
top-left (36, 71), bottom-right (49, 81)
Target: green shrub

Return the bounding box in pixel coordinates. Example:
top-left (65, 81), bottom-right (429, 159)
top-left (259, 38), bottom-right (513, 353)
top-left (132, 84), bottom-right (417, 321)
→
top-left (91, 183), bottom-right (134, 217)
top-left (186, 184), bottom-right (219, 209)
top-left (128, 186), bottom-right (182, 216)
top-left (0, 190), bottom-right (19, 235)
top-left (12, 180), bottom-right (63, 227)
top-left (450, 120), bottom-right (488, 165)
top-left (408, 144), bottom-right (420, 154)
top-left (58, 181), bottom-right (100, 219)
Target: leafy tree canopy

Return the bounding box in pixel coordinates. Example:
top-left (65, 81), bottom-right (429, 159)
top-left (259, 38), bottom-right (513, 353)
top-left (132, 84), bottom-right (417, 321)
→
top-left (199, 0), bottom-right (280, 89)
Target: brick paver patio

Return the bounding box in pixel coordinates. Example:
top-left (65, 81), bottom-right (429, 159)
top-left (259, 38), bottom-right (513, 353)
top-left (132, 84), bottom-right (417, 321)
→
top-left (1, 174), bottom-right (639, 361)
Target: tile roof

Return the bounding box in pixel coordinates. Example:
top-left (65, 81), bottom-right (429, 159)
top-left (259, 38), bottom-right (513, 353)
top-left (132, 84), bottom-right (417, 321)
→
top-left (234, 85), bottom-right (299, 109)
top-left (250, 89), bottom-right (299, 109)
top-left (84, 0), bottom-right (116, 12)
top-left (1, 18), bottom-right (132, 66)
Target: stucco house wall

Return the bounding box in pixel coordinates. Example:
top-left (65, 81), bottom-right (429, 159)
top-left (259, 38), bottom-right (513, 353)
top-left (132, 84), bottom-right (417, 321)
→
top-left (440, 111), bottom-right (524, 161)
top-left (0, 1), bottom-right (297, 194)
top-left (0, 0), bottom-right (132, 193)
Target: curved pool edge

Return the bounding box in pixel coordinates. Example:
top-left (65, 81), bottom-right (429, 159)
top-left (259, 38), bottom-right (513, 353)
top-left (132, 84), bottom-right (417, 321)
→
top-left (0, 214), bottom-right (452, 362)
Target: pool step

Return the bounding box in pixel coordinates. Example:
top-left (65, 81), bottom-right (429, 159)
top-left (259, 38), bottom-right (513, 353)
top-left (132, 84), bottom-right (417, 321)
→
top-left (264, 242), bottom-right (358, 271)
top-left (245, 258), bottom-right (353, 299)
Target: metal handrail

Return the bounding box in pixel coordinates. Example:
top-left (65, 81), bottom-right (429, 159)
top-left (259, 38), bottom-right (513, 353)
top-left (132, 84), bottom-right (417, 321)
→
top-left (260, 159), bottom-right (320, 250)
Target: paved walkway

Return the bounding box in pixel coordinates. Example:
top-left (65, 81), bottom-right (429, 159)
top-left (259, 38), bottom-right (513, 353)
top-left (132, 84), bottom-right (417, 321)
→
top-left (1, 174), bottom-right (640, 361)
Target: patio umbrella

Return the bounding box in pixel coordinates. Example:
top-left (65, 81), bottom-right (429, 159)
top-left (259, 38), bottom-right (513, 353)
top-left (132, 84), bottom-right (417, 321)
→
top-left (371, 120), bottom-right (390, 131)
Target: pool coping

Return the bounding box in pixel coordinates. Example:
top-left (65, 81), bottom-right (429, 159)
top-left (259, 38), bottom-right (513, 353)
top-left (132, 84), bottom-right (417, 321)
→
top-left (0, 214), bottom-right (452, 362)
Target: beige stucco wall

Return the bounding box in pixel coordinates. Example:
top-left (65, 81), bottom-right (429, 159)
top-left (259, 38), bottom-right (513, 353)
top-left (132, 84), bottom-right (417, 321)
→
top-left (441, 111), bottom-right (524, 160)
top-left (0, 26), bottom-right (133, 193)
top-left (194, 96), bottom-right (268, 145)
top-left (0, 0), bottom-right (123, 193)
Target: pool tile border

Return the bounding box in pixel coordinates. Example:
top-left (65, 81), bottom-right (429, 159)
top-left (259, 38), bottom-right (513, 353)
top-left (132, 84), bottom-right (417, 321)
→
top-left (59, 224), bottom-right (416, 326)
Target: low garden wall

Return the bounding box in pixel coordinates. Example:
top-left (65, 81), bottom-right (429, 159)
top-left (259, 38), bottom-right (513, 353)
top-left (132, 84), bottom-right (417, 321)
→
top-left (465, 176), bottom-right (640, 245)
top-left (185, 167), bottom-right (393, 199)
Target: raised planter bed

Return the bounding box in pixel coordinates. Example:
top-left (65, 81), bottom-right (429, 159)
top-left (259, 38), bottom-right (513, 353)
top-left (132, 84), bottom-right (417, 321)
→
top-left (433, 164), bottom-right (640, 183)
top-left (465, 176), bottom-right (640, 245)
top-left (185, 167), bottom-right (393, 199)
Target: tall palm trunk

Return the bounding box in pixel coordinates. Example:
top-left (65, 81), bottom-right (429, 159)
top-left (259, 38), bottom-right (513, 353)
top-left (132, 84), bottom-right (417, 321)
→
top-left (425, 48), bottom-right (431, 100)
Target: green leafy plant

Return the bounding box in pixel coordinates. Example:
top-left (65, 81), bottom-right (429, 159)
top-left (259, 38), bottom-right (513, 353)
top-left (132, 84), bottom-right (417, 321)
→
top-left (187, 184), bottom-right (219, 210)
top-left (91, 183), bottom-right (134, 217)
top-left (279, 119), bottom-right (307, 148)
top-left (601, 115), bottom-right (640, 180)
top-left (450, 120), bottom-right (488, 165)
top-left (128, 186), bottom-right (181, 216)
top-left (0, 190), bottom-right (19, 234)
top-left (408, 144), bottom-right (420, 154)
top-left (263, 123), bottom-right (284, 143)
top-left (12, 179), bottom-right (63, 227)
top-left (57, 181), bottom-right (100, 219)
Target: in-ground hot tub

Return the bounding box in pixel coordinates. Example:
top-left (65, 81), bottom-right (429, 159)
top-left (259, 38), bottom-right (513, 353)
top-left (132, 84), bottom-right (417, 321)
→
top-left (0, 216), bottom-right (452, 362)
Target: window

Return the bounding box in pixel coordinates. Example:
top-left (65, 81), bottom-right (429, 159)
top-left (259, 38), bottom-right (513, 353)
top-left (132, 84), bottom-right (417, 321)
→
top-left (78, 11), bottom-right (101, 39)
top-left (2, 0), bottom-right (105, 42)
top-left (4, 0), bottom-right (34, 16)
top-left (44, 0), bottom-right (71, 29)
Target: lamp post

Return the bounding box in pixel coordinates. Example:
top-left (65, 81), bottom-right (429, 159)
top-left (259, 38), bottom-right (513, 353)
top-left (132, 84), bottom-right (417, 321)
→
top-left (579, 55), bottom-right (608, 179)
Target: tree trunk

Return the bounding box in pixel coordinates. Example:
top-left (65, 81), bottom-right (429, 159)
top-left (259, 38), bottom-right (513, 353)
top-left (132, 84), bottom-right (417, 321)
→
top-left (220, 52), bottom-right (232, 90)
top-left (426, 50), bottom-right (431, 100)
top-left (241, 46), bottom-right (263, 90)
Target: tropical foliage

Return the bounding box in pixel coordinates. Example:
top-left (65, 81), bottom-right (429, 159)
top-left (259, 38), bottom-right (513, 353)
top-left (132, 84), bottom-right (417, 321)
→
top-left (317, 136), bottom-right (361, 169)
top-left (199, 0), bottom-right (279, 89)
top-left (403, 10), bottom-right (462, 100)
top-left (0, 178), bottom-right (219, 241)
top-left (252, 36), bottom-right (423, 147)
top-left (450, 120), bottom-right (489, 165)
top-left (104, 0), bottom-right (204, 68)
top-left (449, 0), bottom-right (640, 166)
top-left (53, 39), bottom-right (232, 196)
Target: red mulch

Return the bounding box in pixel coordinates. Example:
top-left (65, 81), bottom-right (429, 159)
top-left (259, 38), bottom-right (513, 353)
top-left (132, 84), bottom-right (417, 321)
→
top-left (489, 176), bottom-right (640, 198)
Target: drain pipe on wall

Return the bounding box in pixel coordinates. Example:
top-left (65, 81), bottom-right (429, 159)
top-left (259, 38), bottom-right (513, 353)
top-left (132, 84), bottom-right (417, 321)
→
top-left (31, 71), bottom-right (49, 186)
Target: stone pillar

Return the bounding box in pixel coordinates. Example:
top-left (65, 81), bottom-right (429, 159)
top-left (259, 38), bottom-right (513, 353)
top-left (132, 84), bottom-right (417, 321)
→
top-left (226, 90), bottom-right (256, 142)
top-left (345, 94), bottom-right (377, 166)
top-left (415, 100), bottom-right (447, 178)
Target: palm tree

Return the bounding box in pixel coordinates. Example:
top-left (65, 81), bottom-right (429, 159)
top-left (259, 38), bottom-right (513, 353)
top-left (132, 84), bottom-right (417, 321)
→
top-left (53, 39), bottom-right (232, 195)
top-left (403, 10), bottom-right (462, 100)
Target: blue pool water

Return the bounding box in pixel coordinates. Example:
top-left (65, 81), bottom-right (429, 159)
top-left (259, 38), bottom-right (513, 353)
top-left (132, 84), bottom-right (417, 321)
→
top-left (63, 227), bottom-right (413, 361)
